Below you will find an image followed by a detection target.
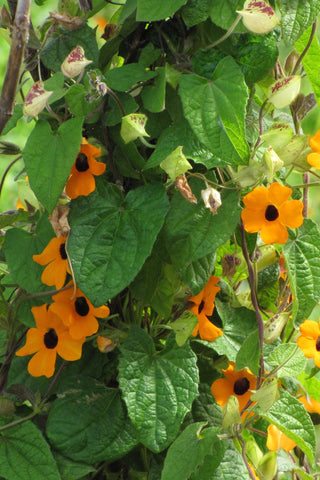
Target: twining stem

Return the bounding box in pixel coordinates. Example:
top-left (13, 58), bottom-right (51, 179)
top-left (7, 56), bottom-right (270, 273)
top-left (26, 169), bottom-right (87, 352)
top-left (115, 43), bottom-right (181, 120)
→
top-left (0, 0), bottom-right (32, 134)
top-left (204, 14), bottom-right (242, 50)
top-left (239, 222), bottom-right (265, 384)
top-left (0, 156), bottom-right (22, 198)
top-left (238, 434), bottom-right (257, 480)
top-left (254, 98), bottom-right (268, 150)
top-left (292, 18), bottom-right (317, 75)
top-left (303, 172), bottom-right (309, 218)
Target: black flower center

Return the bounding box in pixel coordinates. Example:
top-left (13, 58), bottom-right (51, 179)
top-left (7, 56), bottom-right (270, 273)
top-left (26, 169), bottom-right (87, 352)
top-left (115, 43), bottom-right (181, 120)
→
top-left (59, 243), bottom-right (67, 260)
top-left (75, 296), bottom-right (89, 316)
top-left (316, 336), bottom-right (320, 352)
top-left (44, 328), bottom-right (58, 349)
top-left (265, 204), bottom-right (279, 221)
top-left (75, 153), bottom-right (89, 172)
top-left (233, 377), bottom-right (250, 396)
top-left (198, 299), bottom-right (205, 314)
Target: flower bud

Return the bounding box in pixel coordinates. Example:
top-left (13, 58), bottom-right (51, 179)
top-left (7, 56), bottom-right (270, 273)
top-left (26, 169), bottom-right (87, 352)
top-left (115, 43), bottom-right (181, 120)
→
top-left (222, 395), bottom-right (241, 430)
top-left (267, 75), bottom-right (301, 109)
top-left (201, 186), bottom-right (222, 214)
top-left (97, 336), bottom-right (115, 353)
top-left (120, 113), bottom-right (149, 144)
top-left (160, 146), bottom-right (192, 180)
top-left (263, 146), bottom-right (284, 182)
top-left (23, 81), bottom-right (53, 117)
top-left (236, 0), bottom-right (279, 35)
top-left (61, 45), bottom-right (93, 78)
top-left (257, 451), bottom-right (277, 480)
top-left (264, 312), bottom-right (289, 343)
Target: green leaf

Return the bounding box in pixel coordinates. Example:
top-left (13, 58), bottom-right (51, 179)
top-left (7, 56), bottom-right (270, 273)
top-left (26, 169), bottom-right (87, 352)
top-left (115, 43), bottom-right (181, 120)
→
top-left (283, 219), bottom-right (320, 325)
top-left (1, 105), bottom-right (23, 135)
top-left (211, 300), bottom-right (258, 361)
top-left (65, 84), bottom-right (101, 118)
top-left (267, 343), bottom-right (306, 377)
top-left (141, 67), bottom-right (166, 113)
top-left (130, 254), bottom-right (183, 317)
top-left (278, 0), bottom-right (320, 44)
top-left (181, 0), bottom-right (211, 27)
top-left (41, 23), bottom-right (99, 72)
top-left (295, 26), bottom-right (320, 105)
top-left (104, 92), bottom-right (138, 127)
top-left (68, 181), bottom-right (169, 305)
top-left (0, 420), bottom-right (61, 480)
top-left (105, 63), bottom-right (157, 92)
top-left (178, 57), bottom-right (249, 165)
top-left (144, 120), bottom-right (219, 170)
top-left (118, 327), bottom-right (199, 452)
top-left (178, 251), bottom-right (217, 295)
top-left (211, 441), bottom-right (251, 480)
top-left (136, 0), bottom-right (187, 21)
top-left (251, 377), bottom-right (280, 412)
top-left (0, 210), bottom-right (31, 229)
top-left (46, 377), bottom-right (137, 463)
top-left (209, 0), bottom-right (244, 30)
top-left (171, 311), bottom-right (199, 346)
top-left (44, 72), bottom-right (66, 104)
top-left (185, 383), bottom-right (223, 428)
top-left (3, 216), bottom-right (54, 294)
top-left (23, 117), bottom-right (83, 213)
top-left (53, 453), bottom-right (95, 480)
top-left (163, 181), bottom-right (241, 271)
top-left (297, 372), bottom-right (320, 403)
top-left (235, 330), bottom-right (260, 375)
top-left (161, 423), bottom-right (224, 480)
top-left (262, 391), bottom-right (316, 463)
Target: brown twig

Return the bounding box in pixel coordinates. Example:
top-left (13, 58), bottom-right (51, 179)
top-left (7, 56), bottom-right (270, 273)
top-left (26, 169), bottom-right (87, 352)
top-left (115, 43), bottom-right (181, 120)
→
top-left (0, 0), bottom-right (32, 135)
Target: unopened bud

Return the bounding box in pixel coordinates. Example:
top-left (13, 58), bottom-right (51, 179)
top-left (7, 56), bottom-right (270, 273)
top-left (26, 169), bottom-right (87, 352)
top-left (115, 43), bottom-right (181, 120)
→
top-left (160, 146), bottom-right (192, 180)
top-left (23, 81), bottom-right (53, 117)
top-left (61, 45), bottom-right (93, 78)
top-left (268, 75), bottom-right (301, 109)
top-left (222, 395), bottom-right (241, 430)
top-left (120, 113), bottom-right (149, 143)
top-left (284, 50), bottom-right (300, 75)
top-left (263, 146), bottom-right (284, 182)
top-left (264, 312), bottom-right (289, 343)
top-left (237, 0), bottom-right (279, 35)
top-left (97, 336), bottom-right (115, 353)
top-left (201, 186), bottom-right (222, 214)
top-left (257, 451), bottom-right (277, 480)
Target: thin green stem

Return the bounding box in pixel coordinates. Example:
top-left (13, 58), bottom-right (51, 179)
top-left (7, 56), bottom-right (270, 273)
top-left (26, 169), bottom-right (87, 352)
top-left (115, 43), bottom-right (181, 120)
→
top-left (139, 136), bottom-right (156, 149)
top-left (204, 15), bottom-right (242, 50)
top-left (0, 411), bottom-right (36, 432)
top-left (238, 434), bottom-right (257, 480)
top-left (0, 155), bottom-right (22, 198)
top-left (292, 19), bottom-right (317, 75)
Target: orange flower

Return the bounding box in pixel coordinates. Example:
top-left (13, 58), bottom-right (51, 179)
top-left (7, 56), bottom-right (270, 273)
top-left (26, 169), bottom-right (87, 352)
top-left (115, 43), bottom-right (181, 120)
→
top-left (33, 236), bottom-right (71, 289)
top-left (211, 361), bottom-right (257, 413)
top-left (66, 138), bottom-right (106, 199)
top-left (16, 304), bottom-right (85, 377)
top-left (50, 282), bottom-right (110, 339)
top-left (299, 395), bottom-right (320, 414)
top-left (189, 276), bottom-right (223, 342)
top-left (307, 130), bottom-right (320, 169)
top-left (266, 424), bottom-right (296, 452)
top-left (241, 182), bottom-right (303, 244)
top-left (297, 319), bottom-right (320, 367)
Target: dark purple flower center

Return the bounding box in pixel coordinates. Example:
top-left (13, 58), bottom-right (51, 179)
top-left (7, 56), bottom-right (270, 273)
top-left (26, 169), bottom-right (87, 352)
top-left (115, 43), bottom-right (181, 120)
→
top-left (44, 328), bottom-right (58, 349)
top-left (75, 153), bottom-right (89, 172)
top-left (265, 204), bottom-right (279, 221)
top-left (233, 377), bottom-right (250, 396)
top-left (198, 300), bottom-right (205, 314)
top-left (316, 336), bottom-right (320, 352)
top-left (75, 296), bottom-right (89, 316)
top-left (59, 243), bottom-right (67, 260)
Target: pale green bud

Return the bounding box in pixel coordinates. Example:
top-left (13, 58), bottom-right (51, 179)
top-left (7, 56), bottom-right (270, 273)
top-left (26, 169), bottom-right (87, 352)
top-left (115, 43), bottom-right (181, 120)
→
top-left (160, 146), bottom-right (192, 180)
top-left (23, 81), bottom-right (53, 117)
top-left (120, 113), bottom-right (149, 144)
top-left (268, 76), bottom-right (301, 109)
top-left (237, 0), bottom-right (279, 35)
top-left (61, 45), bottom-right (92, 78)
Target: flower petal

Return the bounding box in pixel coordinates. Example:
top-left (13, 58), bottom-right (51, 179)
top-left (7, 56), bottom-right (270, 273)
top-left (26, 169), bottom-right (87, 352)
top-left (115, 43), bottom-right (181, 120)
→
top-left (31, 304), bottom-right (52, 330)
top-left (50, 301), bottom-right (74, 328)
top-left (307, 152), bottom-right (320, 169)
top-left (278, 200), bottom-right (304, 229)
top-left (309, 131), bottom-right (320, 152)
top-left (93, 305), bottom-right (110, 318)
top-left (88, 157), bottom-right (106, 176)
top-left (57, 331), bottom-right (85, 360)
top-left (69, 313), bottom-right (99, 339)
top-left (211, 378), bottom-right (234, 406)
top-left (16, 328), bottom-right (44, 356)
top-left (268, 182), bottom-right (292, 207)
top-left (297, 336), bottom-right (317, 358)
top-left (299, 395), bottom-right (320, 414)
top-left (66, 171), bottom-right (96, 199)
top-left (299, 319), bottom-right (320, 339)
top-left (33, 236), bottom-right (66, 266)
top-left (241, 207), bottom-right (266, 233)
top-left (242, 186), bottom-right (269, 210)
top-left (197, 315), bottom-right (222, 342)
top-left (27, 348), bottom-right (57, 377)
top-left (41, 258), bottom-right (68, 289)
top-left (260, 220), bottom-right (288, 244)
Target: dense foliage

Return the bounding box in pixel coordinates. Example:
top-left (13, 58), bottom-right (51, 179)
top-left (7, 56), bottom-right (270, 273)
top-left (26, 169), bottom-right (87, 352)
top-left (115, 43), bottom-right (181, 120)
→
top-left (1, 0), bottom-right (320, 479)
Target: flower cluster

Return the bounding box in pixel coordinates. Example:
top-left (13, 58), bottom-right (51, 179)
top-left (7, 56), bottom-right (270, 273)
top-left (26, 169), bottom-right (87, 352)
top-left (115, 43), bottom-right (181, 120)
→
top-left (189, 276), bottom-right (223, 342)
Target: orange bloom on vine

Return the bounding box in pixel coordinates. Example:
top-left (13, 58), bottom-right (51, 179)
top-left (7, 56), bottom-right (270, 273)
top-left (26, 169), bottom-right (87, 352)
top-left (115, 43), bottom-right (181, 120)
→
top-left (66, 138), bottom-right (106, 199)
top-left (211, 361), bottom-right (257, 413)
top-left (16, 304), bottom-right (85, 378)
top-left (50, 282), bottom-right (110, 340)
top-left (33, 236), bottom-right (70, 289)
top-left (241, 182), bottom-right (303, 244)
top-left (189, 276), bottom-right (223, 342)
top-left (266, 424), bottom-right (296, 452)
top-left (297, 319), bottom-right (320, 368)
top-left (307, 130), bottom-right (320, 169)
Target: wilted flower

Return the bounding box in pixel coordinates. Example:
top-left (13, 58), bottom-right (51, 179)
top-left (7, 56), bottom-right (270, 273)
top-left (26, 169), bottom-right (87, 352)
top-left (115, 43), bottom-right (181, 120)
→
top-left (61, 45), bottom-right (93, 78)
top-left (201, 186), bottom-right (221, 214)
top-left (23, 81), bottom-right (53, 117)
